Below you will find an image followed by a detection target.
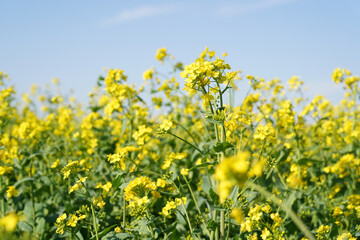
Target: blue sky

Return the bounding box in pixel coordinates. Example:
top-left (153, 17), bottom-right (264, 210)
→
top-left (1, 0), bottom-right (359, 104)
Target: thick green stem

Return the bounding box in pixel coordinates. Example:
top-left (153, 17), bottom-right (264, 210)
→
top-left (90, 204), bottom-right (99, 240)
top-left (219, 111), bottom-right (225, 239)
top-left (0, 179), bottom-right (5, 217)
top-left (220, 211), bottom-right (225, 238)
top-left (122, 194), bottom-right (126, 228)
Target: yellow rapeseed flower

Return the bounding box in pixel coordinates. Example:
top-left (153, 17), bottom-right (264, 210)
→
top-left (155, 48), bottom-right (167, 63)
top-left (180, 168), bottom-right (189, 176)
top-left (0, 212), bottom-right (20, 232)
top-left (6, 186), bottom-right (18, 198)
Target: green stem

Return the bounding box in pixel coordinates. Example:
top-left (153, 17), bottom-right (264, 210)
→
top-left (123, 194), bottom-right (126, 228)
top-left (183, 176), bottom-right (211, 237)
top-left (0, 179), bottom-right (5, 217)
top-left (29, 162), bottom-right (37, 236)
top-left (219, 104), bottom-right (226, 239)
top-left (180, 202), bottom-right (193, 234)
top-left (201, 86), bottom-right (220, 143)
top-left (90, 204), bottom-right (99, 240)
top-left (176, 121), bottom-right (200, 147)
top-left (145, 209), bottom-right (154, 238)
top-left (167, 132), bottom-right (207, 158)
top-left (216, 81), bottom-right (226, 143)
top-left (220, 211), bottom-right (225, 239)
top-left (80, 182), bottom-right (99, 240)
top-left (226, 210), bottom-right (231, 240)
top-left (128, 96), bottom-right (134, 142)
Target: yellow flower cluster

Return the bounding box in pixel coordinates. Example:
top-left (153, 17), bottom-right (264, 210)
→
top-left (324, 153), bottom-right (359, 178)
top-left (6, 186), bottom-right (18, 198)
top-left (315, 225), bottom-right (331, 240)
top-left (159, 119), bottom-right (173, 133)
top-left (214, 152), bottom-right (266, 201)
top-left (68, 177), bottom-right (87, 194)
top-left (332, 68), bottom-right (359, 89)
top-left (336, 233), bottom-right (357, 240)
top-left (133, 125), bottom-right (152, 145)
top-left (143, 67), bottom-right (154, 80)
top-left (253, 123), bottom-right (277, 142)
top-left (286, 163), bottom-right (307, 188)
top-left (0, 212), bottom-right (20, 232)
top-left (95, 181), bottom-right (112, 196)
top-left (107, 146), bottom-right (140, 170)
top-left (161, 152), bottom-right (187, 170)
top-left (67, 213), bottom-right (86, 227)
top-left (0, 165), bottom-right (13, 175)
top-left (55, 213), bottom-right (67, 234)
top-left (155, 48), bottom-right (168, 63)
top-left (61, 160), bottom-right (89, 179)
top-left (93, 196), bottom-right (106, 209)
top-left (124, 176), bottom-right (157, 216)
top-left (161, 197), bottom-right (187, 217)
top-left (240, 204), bottom-right (284, 240)
top-left (180, 56), bottom-right (234, 94)
top-left (56, 206), bottom-right (89, 234)
top-left (287, 76), bottom-right (303, 90)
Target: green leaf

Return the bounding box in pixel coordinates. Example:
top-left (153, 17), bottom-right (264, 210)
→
top-left (153, 228), bottom-right (161, 239)
top-left (209, 188), bottom-right (219, 204)
top-left (34, 203), bottom-right (46, 218)
top-left (76, 231), bottom-right (85, 240)
top-left (113, 173), bottom-right (125, 190)
top-left (205, 117), bottom-right (224, 126)
top-left (90, 224), bottom-right (117, 240)
top-left (23, 202), bottom-right (34, 220)
top-left (12, 158), bottom-right (21, 169)
top-left (14, 177), bottom-right (35, 188)
top-left (119, 182), bottom-right (130, 191)
top-left (211, 205), bottom-right (226, 211)
top-left (101, 232), bottom-right (133, 240)
top-left (212, 142), bottom-right (234, 153)
top-left (18, 221), bottom-right (33, 232)
top-left (201, 176), bottom-right (211, 196)
top-left (89, 106), bottom-right (102, 112)
top-left (200, 110), bottom-right (213, 115)
top-left (97, 75), bottom-right (104, 86)
top-left (206, 219), bottom-right (218, 231)
top-left (296, 158), bottom-right (322, 165)
top-left (245, 190), bottom-right (260, 203)
top-left (189, 161), bottom-right (216, 170)
top-left (36, 217), bottom-right (46, 235)
top-left (134, 219), bottom-right (151, 235)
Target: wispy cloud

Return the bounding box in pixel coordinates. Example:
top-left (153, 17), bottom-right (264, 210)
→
top-left (218, 0), bottom-right (297, 17)
top-left (102, 5), bottom-right (176, 26)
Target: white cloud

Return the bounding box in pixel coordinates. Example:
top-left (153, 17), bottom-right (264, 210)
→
top-left (102, 5), bottom-right (176, 26)
top-left (218, 0), bottom-right (297, 17)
